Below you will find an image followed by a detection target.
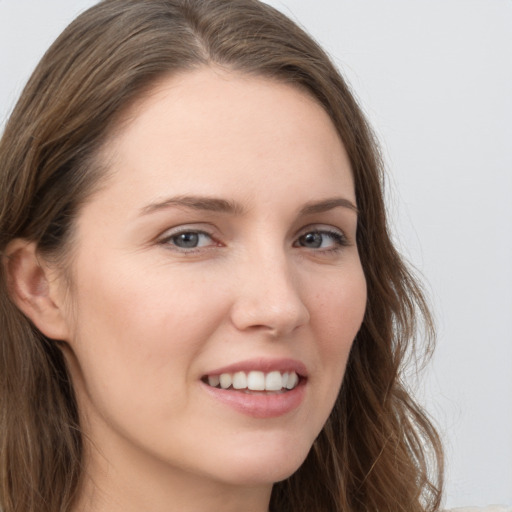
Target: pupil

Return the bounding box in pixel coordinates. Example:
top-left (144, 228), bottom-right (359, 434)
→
top-left (175, 232), bottom-right (199, 248)
top-left (302, 232), bottom-right (322, 248)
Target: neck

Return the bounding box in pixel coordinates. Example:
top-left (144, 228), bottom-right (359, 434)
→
top-left (72, 436), bottom-right (273, 512)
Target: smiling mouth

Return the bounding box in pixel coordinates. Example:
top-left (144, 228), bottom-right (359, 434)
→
top-left (202, 370), bottom-right (301, 393)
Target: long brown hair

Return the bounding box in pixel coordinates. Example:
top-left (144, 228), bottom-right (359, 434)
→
top-left (0, 1), bottom-right (443, 511)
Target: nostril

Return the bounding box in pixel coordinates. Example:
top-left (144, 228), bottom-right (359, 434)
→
top-left (230, 300), bottom-right (309, 336)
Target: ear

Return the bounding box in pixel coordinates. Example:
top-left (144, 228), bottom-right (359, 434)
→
top-left (3, 239), bottom-right (71, 341)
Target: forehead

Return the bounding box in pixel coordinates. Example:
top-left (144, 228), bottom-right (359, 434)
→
top-left (111, 68), bottom-right (342, 151)
top-left (89, 67), bottom-right (354, 216)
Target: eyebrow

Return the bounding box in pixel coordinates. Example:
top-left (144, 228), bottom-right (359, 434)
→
top-left (140, 195), bottom-right (246, 216)
top-left (299, 197), bottom-right (358, 216)
top-left (139, 195), bottom-right (358, 217)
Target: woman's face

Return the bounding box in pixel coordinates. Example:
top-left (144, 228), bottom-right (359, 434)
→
top-left (59, 68), bottom-right (366, 493)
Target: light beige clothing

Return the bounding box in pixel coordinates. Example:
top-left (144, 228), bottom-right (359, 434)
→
top-left (447, 507), bottom-right (512, 512)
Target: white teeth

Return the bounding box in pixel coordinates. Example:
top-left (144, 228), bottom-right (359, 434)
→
top-left (208, 375), bottom-right (220, 387)
top-left (286, 371), bottom-right (299, 390)
top-left (265, 371), bottom-right (283, 391)
top-left (206, 370), bottom-right (300, 391)
top-left (232, 371), bottom-right (247, 390)
top-left (247, 371), bottom-right (265, 390)
top-left (219, 373), bottom-right (232, 389)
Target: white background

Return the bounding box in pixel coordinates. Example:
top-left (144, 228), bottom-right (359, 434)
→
top-left (1, 0), bottom-right (511, 508)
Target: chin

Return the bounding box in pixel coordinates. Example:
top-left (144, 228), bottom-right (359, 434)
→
top-left (208, 437), bottom-right (312, 487)
top-left (216, 462), bottom-right (304, 488)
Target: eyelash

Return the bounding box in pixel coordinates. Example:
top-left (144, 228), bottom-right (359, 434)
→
top-left (159, 229), bottom-right (219, 254)
top-left (294, 228), bottom-right (349, 253)
top-left (159, 226), bottom-right (349, 254)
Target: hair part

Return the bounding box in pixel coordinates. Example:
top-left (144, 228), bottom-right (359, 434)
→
top-left (0, 1), bottom-right (443, 511)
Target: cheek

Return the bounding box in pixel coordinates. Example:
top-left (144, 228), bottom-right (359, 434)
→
top-left (308, 266), bottom-right (367, 385)
top-left (64, 258), bottom-right (228, 418)
top-left (70, 256), bottom-right (219, 348)
top-left (313, 267), bottom-right (366, 341)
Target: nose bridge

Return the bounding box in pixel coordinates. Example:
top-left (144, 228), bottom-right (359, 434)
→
top-left (230, 241), bottom-right (310, 336)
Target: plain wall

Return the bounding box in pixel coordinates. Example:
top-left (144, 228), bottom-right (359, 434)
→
top-left (1, 0), bottom-right (511, 508)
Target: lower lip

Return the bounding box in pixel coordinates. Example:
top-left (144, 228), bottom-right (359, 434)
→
top-left (201, 381), bottom-right (306, 419)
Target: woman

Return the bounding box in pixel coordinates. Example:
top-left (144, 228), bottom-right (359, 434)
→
top-left (0, 1), bottom-right (443, 511)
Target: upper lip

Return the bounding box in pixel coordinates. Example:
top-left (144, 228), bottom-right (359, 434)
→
top-left (203, 358), bottom-right (308, 378)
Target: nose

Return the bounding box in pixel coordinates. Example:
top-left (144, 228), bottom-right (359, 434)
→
top-left (229, 251), bottom-right (310, 337)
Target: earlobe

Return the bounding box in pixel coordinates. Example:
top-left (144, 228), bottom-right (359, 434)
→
top-left (3, 239), bottom-right (71, 341)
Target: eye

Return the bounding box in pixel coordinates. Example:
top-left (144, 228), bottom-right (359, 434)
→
top-left (295, 228), bottom-right (348, 251)
top-left (161, 230), bottom-right (216, 250)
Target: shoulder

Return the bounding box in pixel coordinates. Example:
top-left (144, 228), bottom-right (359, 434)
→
top-left (445, 507), bottom-right (512, 512)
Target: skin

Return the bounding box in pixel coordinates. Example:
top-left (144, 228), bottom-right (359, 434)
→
top-left (31, 68), bottom-right (367, 511)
